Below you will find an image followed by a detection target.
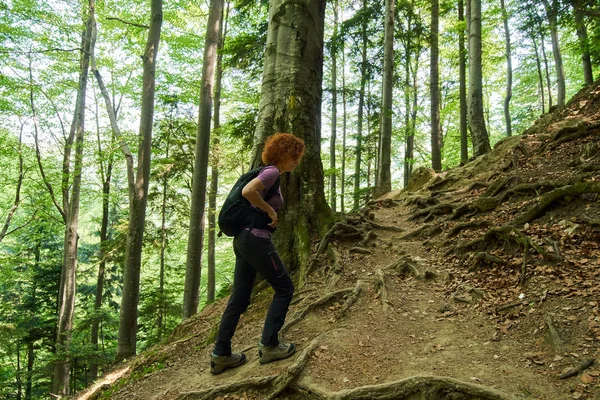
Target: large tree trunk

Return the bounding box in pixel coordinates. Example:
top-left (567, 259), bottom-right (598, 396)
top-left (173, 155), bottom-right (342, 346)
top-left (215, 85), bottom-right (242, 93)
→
top-left (542, 0), bottom-right (566, 107)
top-left (571, 0), bottom-right (593, 86)
top-left (459, 0), bottom-right (468, 163)
top-left (377, 0), bottom-right (394, 195)
top-left (117, 0), bottom-right (163, 359)
top-left (500, 0), bottom-right (512, 136)
top-left (467, 0), bottom-right (491, 157)
top-left (329, 0), bottom-right (339, 211)
top-left (52, 2), bottom-right (95, 394)
top-left (430, 0), bottom-right (442, 171)
top-left (207, 0), bottom-right (228, 305)
top-left (250, 0), bottom-right (332, 277)
top-left (182, 0), bottom-right (222, 319)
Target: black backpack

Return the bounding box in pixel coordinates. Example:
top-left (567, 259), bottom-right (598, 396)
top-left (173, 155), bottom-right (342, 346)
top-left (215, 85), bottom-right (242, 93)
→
top-left (217, 166), bottom-right (280, 237)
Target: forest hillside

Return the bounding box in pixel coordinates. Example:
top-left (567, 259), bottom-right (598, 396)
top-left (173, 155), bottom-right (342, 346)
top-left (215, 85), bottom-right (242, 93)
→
top-left (76, 80), bottom-right (600, 400)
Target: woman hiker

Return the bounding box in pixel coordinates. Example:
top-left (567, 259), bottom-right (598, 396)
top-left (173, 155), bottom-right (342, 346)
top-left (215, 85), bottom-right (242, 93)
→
top-left (210, 132), bottom-right (306, 374)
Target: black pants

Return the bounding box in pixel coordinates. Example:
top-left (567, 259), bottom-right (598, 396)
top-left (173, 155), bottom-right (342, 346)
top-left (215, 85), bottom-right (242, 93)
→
top-left (213, 229), bottom-right (294, 356)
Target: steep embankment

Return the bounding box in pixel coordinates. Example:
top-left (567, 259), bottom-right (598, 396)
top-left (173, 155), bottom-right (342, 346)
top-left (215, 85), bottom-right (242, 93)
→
top-left (78, 81), bottom-right (600, 400)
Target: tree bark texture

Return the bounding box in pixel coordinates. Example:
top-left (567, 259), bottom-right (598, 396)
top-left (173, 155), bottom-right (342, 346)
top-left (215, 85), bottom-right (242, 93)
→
top-left (459, 0), bottom-right (468, 163)
top-left (571, 0), bottom-right (593, 85)
top-left (543, 0), bottom-right (566, 107)
top-left (183, 0), bottom-right (222, 319)
top-left (540, 32), bottom-right (554, 109)
top-left (52, 2), bottom-right (95, 394)
top-left (531, 35), bottom-right (546, 114)
top-left (353, 0), bottom-right (368, 210)
top-left (329, 0), bottom-right (338, 212)
top-left (117, 0), bottom-right (163, 359)
top-left (341, 41), bottom-right (347, 212)
top-left (251, 0), bottom-right (332, 276)
top-left (207, 0), bottom-right (228, 305)
top-left (500, 0), bottom-right (512, 137)
top-left (430, 0), bottom-right (442, 171)
top-left (377, 0), bottom-right (394, 194)
top-left (467, 0), bottom-right (491, 157)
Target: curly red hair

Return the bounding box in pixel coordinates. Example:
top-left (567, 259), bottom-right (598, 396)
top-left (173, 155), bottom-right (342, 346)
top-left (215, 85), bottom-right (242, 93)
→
top-left (261, 133), bottom-right (305, 165)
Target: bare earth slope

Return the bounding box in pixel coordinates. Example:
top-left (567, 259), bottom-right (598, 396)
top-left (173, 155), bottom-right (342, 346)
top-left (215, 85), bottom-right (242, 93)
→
top-left (78, 81), bottom-right (600, 400)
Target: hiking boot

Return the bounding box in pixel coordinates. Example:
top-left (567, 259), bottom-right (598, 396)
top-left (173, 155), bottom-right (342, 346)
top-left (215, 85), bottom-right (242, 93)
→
top-left (210, 352), bottom-right (247, 375)
top-left (258, 341), bottom-right (296, 364)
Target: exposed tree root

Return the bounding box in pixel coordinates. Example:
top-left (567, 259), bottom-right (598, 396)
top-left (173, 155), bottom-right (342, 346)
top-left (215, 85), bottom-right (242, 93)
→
top-left (496, 180), bottom-right (569, 205)
top-left (446, 220), bottom-right (491, 238)
top-left (580, 215), bottom-right (600, 228)
top-left (408, 203), bottom-right (456, 222)
top-left (450, 226), bottom-right (545, 257)
top-left (581, 163), bottom-right (600, 172)
top-left (544, 314), bottom-right (563, 353)
top-left (349, 247), bottom-right (373, 255)
top-left (295, 375), bottom-right (516, 400)
top-left (402, 224), bottom-right (443, 240)
top-left (367, 221), bottom-right (404, 232)
top-left (176, 375), bottom-right (276, 400)
top-left (427, 176), bottom-right (458, 192)
top-left (374, 269), bottom-right (390, 312)
top-left (282, 288), bottom-right (354, 334)
top-left (559, 358), bottom-right (595, 379)
top-left (449, 197), bottom-right (499, 220)
top-left (338, 280), bottom-right (363, 319)
top-left (482, 176), bottom-right (518, 198)
top-left (383, 256), bottom-right (435, 280)
top-left (510, 182), bottom-right (600, 227)
top-left (404, 195), bottom-right (440, 209)
top-left (538, 121), bottom-right (600, 153)
top-left (467, 181), bottom-right (488, 191)
top-left (176, 339), bottom-right (321, 400)
top-left (468, 252), bottom-right (507, 272)
top-left (264, 338), bottom-right (320, 400)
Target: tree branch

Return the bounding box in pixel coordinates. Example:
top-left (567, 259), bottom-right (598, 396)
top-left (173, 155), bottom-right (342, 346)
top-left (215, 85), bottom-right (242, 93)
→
top-left (106, 17), bottom-right (149, 29)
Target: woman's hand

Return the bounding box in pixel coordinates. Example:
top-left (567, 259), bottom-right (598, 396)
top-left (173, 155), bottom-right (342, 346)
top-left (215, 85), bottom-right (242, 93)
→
top-left (268, 209), bottom-right (278, 228)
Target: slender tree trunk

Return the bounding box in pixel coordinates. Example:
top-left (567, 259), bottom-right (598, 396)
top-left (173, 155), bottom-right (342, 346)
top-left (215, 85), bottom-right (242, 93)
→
top-left (0, 124), bottom-right (24, 243)
top-left (341, 41), bottom-right (347, 213)
top-left (403, 48), bottom-right (412, 188)
top-left (52, 2), bottom-right (95, 394)
top-left (467, 0), bottom-right (491, 157)
top-left (157, 141), bottom-right (169, 341)
top-left (90, 91), bottom-right (114, 380)
top-left (531, 35), bottom-right (546, 114)
top-left (25, 341), bottom-right (34, 400)
top-left (354, 0), bottom-right (368, 210)
top-left (430, 0), bottom-right (442, 171)
top-left (207, 0), bottom-right (228, 305)
top-left (377, 0), bottom-right (394, 195)
top-left (500, 0), bottom-right (512, 136)
top-left (330, 0), bottom-right (339, 211)
top-left (459, 0), bottom-right (468, 163)
top-left (17, 341), bottom-right (22, 400)
top-left (183, 0), bottom-right (222, 318)
top-left (571, 0), bottom-right (593, 85)
top-left (541, 33), bottom-right (554, 109)
top-left (117, 0), bottom-right (163, 359)
top-left (542, 0), bottom-right (565, 107)
top-left (250, 0), bottom-right (332, 277)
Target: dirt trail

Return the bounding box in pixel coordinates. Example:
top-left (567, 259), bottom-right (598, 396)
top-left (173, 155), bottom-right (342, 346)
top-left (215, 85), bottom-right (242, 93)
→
top-left (79, 81), bottom-right (600, 400)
